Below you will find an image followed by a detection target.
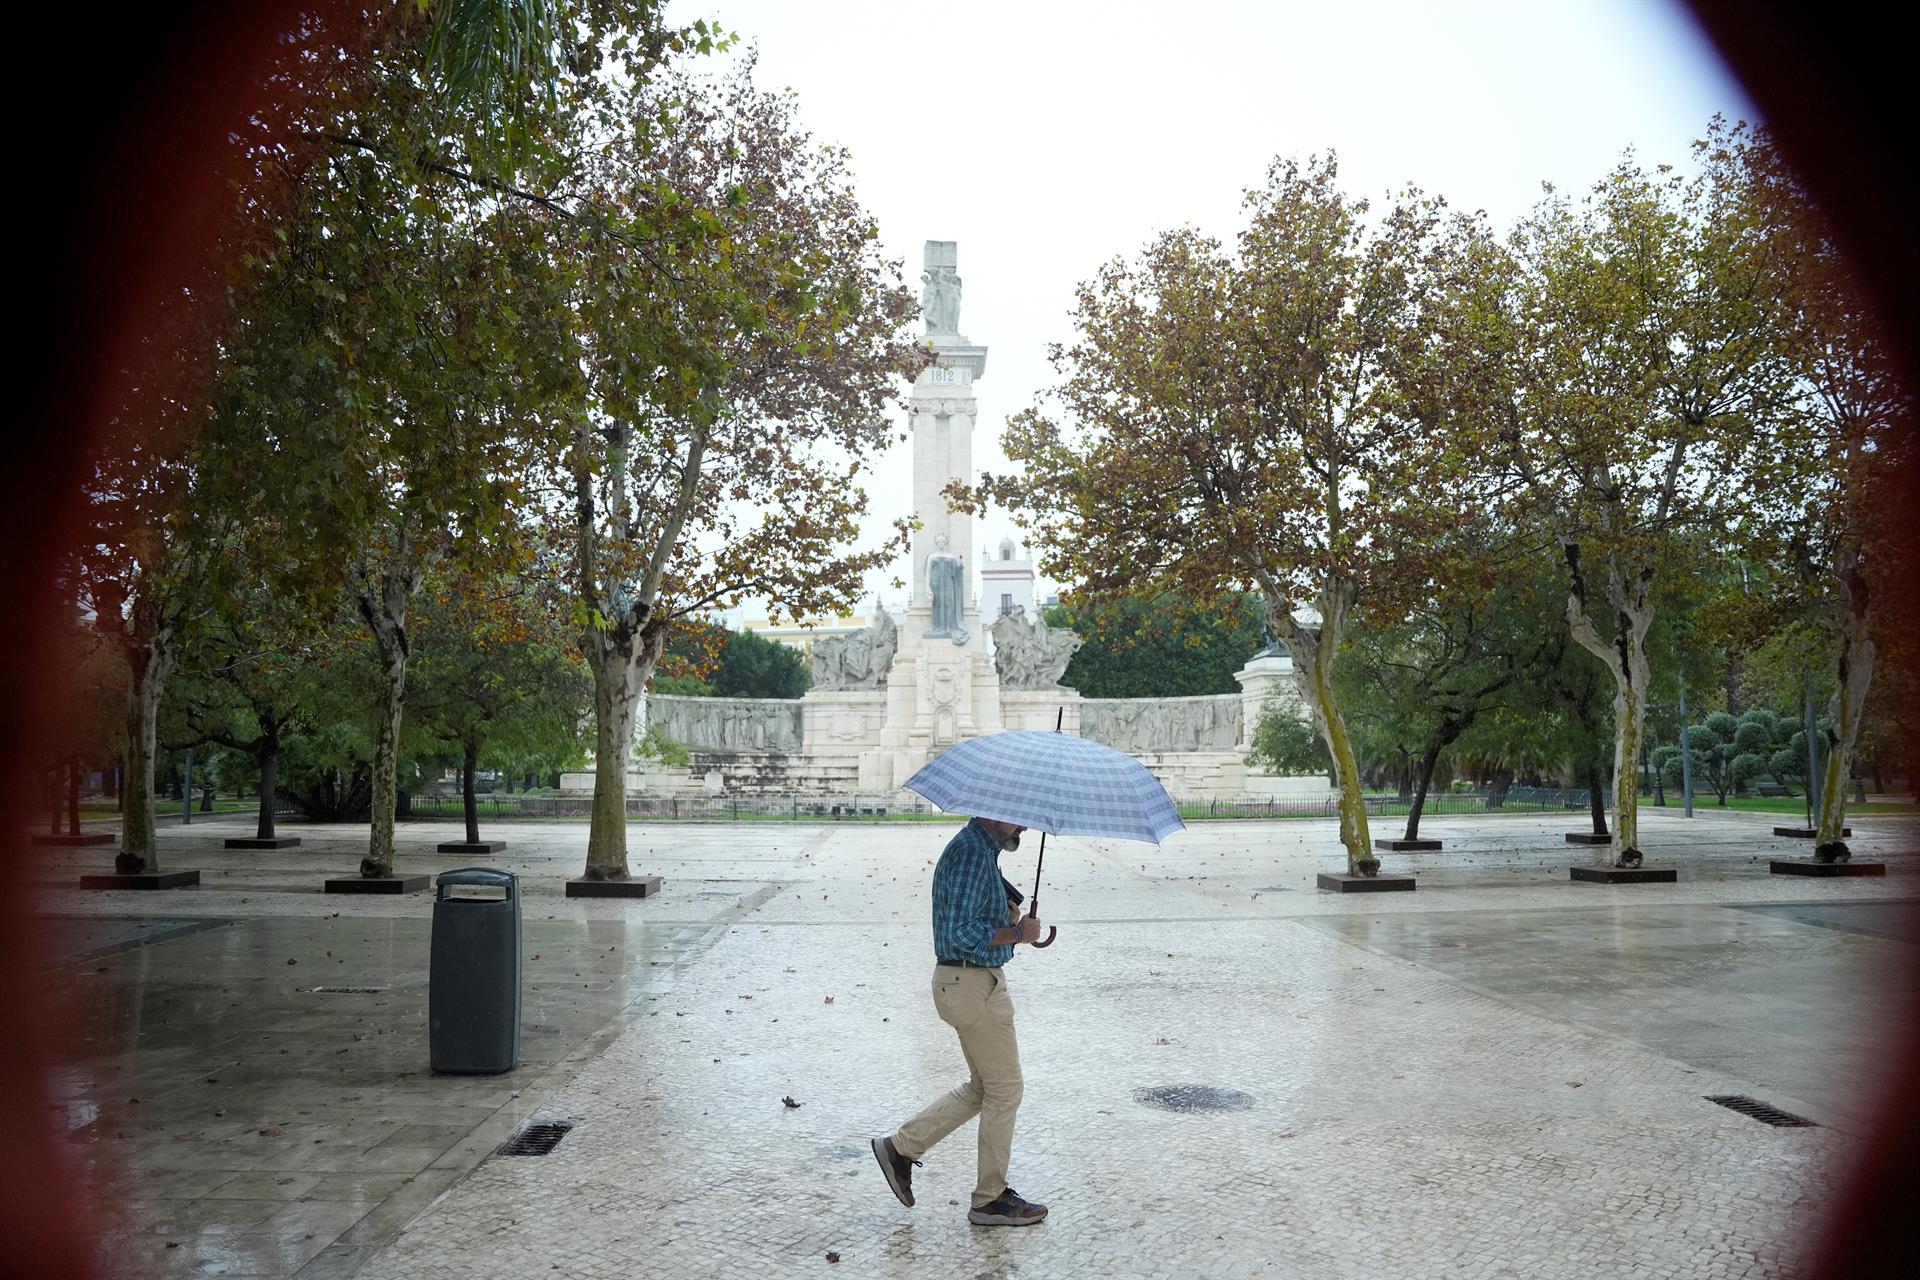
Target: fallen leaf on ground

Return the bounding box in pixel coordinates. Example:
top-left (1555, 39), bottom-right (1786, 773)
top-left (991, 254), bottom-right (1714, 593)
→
top-left (823, 996), bottom-right (834, 1004)
top-left (826, 1252), bottom-right (840, 1263)
top-left (259, 1127), bottom-right (284, 1137)
top-left (783, 1096), bottom-right (801, 1109)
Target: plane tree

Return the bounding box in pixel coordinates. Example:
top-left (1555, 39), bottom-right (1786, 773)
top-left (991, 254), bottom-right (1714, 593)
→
top-left (1487, 144), bottom-right (1789, 868)
top-left (556, 60), bottom-right (924, 884)
top-left (973, 155), bottom-right (1487, 875)
top-left (1728, 124), bottom-right (1915, 859)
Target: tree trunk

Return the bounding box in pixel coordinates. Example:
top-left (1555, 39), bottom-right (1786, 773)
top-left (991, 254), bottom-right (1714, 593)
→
top-left (582, 634), bottom-right (648, 879)
top-left (1815, 552), bottom-right (1874, 861)
top-left (363, 647), bottom-right (406, 877)
top-left (67, 757), bottom-right (81, 836)
top-left (462, 739), bottom-right (481, 846)
top-left (1563, 544), bottom-right (1651, 869)
top-left (117, 636), bottom-right (176, 874)
top-left (1272, 577), bottom-right (1374, 874)
top-left (1586, 762), bottom-right (1609, 835)
top-left (255, 724), bottom-right (281, 840)
top-left (352, 562), bottom-right (422, 879)
top-left (1404, 741), bottom-right (1444, 841)
top-left (105, 761), bottom-right (119, 802)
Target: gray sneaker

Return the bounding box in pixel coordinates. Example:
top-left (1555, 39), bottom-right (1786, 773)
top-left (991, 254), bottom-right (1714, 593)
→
top-left (967, 1187), bottom-right (1048, 1226)
top-left (871, 1136), bottom-right (920, 1208)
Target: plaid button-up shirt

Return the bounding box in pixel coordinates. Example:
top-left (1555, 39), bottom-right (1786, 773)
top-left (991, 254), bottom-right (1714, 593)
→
top-left (931, 818), bottom-right (1015, 967)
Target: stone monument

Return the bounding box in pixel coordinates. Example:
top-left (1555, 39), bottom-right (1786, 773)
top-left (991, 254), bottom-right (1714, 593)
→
top-left (561, 240), bottom-right (1335, 806)
top-left (865, 242), bottom-right (1007, 775)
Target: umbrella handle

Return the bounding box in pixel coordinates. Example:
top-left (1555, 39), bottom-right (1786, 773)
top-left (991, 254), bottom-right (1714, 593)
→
top-left (1027, 887), bottom-right (1058, 949)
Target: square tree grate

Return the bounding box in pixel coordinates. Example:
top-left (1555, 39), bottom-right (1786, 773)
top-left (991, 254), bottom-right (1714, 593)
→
top-left (499, 1119), bottom-right (575, 1156)
top-left (1705, 1095), bottom-right (1817, 1128)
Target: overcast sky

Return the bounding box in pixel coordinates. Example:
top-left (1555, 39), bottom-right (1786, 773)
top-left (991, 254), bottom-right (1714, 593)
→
top-left (666, 0), bottom-right (1757, 620)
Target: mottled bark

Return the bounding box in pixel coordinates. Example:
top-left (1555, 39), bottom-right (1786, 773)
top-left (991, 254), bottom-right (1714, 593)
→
top-left (1815, 551), bottom-right (1874, 861)
top-left (352, 561), bottom-right (422, 879)
top-left (1562, 543), bottom-right (1651, 868)
top-left (1271, 575), bottom-right (1374, 874)
top-left (580, 623), bottom-right (664, 879)
top-left (117, 632), bottom-right (177, 874)
top-left (573, 402), bottom-right (703, 882)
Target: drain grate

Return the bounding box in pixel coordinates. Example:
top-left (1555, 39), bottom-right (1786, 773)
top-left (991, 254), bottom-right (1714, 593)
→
top-left (499, 1120), bottom-right (575, 1155)
top-left (1133, 1085), bottom-right (1255, 1113)
top-left (1705, 1095), bottom-right (1817, 1128)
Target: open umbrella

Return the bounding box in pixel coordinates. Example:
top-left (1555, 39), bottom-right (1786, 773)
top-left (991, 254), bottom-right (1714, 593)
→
top-left (903, 718), bottom-right (1183, 948)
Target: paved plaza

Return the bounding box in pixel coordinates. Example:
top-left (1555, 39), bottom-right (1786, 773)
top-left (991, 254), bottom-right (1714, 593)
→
top-left (28, 808), bottom-right (1920, 1278)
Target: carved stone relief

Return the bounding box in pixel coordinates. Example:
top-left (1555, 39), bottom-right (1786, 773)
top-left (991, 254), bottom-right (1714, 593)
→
top-left (1079, 695), bottom-right (1243, 753)
top-left (647, 696), bottom-right (804, 754)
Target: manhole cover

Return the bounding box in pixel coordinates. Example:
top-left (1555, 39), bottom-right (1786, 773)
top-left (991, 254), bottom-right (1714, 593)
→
top-left (1133, 1085), bottom-right (1254, 1112)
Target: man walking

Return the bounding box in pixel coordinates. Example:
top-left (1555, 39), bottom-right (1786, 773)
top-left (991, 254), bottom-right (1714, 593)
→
top-left (872, 815), bottom-right (1049, 1226)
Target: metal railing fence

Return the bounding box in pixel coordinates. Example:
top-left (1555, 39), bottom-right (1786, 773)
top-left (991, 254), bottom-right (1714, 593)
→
top-left (390, 786), bottom-right (1596, 825)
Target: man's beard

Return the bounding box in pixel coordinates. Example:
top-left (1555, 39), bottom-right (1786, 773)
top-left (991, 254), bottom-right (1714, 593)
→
top-left (996, 831), bottom-right (1021, 852)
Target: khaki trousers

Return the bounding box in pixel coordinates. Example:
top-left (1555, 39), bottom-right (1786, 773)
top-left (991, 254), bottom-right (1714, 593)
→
top-left (891, 965), bottom-right (1024, 1209)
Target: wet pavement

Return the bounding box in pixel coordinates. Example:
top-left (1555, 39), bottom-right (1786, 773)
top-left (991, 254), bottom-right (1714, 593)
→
top-left (27, 809), bottom-right (1920, 1278)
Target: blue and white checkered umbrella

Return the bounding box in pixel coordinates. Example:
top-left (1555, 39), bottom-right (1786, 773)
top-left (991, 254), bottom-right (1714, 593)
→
top-left (904, 730), bottom-right (1185, 845)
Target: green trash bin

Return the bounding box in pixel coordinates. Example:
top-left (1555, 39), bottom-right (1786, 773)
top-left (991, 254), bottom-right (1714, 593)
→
top-left (430, 867), bottom-right (521, 1074)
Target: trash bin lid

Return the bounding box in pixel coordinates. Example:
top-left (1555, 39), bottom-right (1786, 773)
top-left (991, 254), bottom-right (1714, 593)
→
top-left (436, 867), bottom-right (517, 899)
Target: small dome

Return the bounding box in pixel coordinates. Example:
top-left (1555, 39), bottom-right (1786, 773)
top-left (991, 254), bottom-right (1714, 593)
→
top-left (999, 537), bottom-right (1016, 561)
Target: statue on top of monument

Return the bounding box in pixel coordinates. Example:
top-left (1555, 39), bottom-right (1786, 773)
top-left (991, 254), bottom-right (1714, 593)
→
top-left (925, 553), bottom-right (969, 645)
top-left (921, 240), bottom-right (961, 335)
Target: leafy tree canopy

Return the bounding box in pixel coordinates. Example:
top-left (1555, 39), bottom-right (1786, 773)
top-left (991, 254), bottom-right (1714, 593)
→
top-left (1044, 593), bottom-right (1261, 698)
